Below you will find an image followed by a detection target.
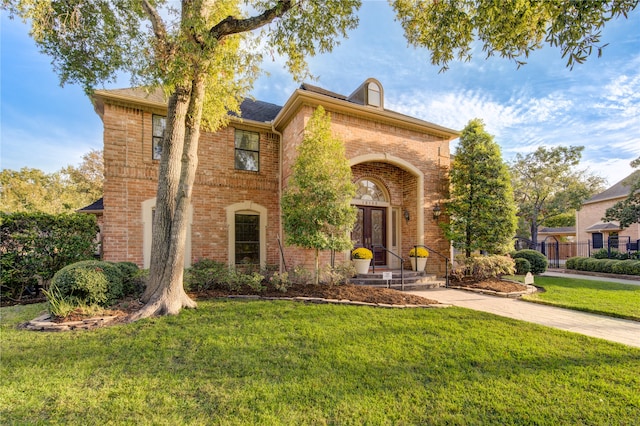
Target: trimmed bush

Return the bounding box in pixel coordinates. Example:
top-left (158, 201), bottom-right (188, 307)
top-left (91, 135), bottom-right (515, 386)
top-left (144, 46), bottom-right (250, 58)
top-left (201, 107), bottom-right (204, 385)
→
top-left (50, 260), bottom-right (124, 308)
top-left (451, 255), bottom-right (515, 281)
top-left (512, 250), bottom-right (548, 274)
top-left (514, 258), bottom-right (531, 275)
top-left (115, 262), bottom-right (145, 296)
top-left (611, 260), bottom-right (640, 276)
top-left (565, 257), bottom-right (580, 270)
top-left (592, 249), bottom-right (612, 259)
top-left (184, 259), bottom-right (233, 291)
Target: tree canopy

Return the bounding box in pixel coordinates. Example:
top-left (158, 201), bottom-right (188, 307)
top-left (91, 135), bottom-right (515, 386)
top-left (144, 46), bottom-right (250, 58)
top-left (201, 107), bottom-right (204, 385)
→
top-left (446, 119), bottom-right (517, 256)
top-left (510, 146), bottom-right (604, 245)
top-left (604, 157), bottom-right (640, 228)
top-left (392, 0), bottom-right (639, 71)
top-left (0, 150), bottom-right (103, 214)
top-left (281, 106), bottom-right (356, 283)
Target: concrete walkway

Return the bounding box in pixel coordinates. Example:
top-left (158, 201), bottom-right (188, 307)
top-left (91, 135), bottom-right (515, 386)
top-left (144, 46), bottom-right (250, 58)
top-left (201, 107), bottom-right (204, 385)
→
top-left (542, 270), bottom-right (640, 286)
top-left (408, 288), bottom-right (640, 348)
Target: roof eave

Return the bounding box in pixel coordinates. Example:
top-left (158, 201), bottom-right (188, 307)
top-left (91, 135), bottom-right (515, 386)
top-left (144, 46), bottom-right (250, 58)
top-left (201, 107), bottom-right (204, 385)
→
top-left (91, 89), bottom-right (274, 130)
top-left (273, 89), bottom-right (460, 140)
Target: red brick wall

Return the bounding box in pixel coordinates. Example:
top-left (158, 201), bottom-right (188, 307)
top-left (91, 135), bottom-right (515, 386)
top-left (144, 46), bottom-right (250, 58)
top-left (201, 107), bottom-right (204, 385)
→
top-left (102, 102), bottom-right (281, 268)
top-left (279, 104), bottom-right (451, 274)
top-left (101, 94), bottom-right (452, 276)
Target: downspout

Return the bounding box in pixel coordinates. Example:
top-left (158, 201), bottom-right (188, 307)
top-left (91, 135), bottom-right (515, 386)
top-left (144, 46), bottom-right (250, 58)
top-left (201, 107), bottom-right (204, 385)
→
top-left (271, 121), bottom-right (285, 273)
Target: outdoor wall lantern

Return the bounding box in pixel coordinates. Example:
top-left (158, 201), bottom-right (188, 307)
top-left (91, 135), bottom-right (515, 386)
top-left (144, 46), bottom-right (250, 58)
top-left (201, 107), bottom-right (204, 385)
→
top-left (403, 209), bottom-right (410, 223)
top-left (432, 203), bottom-right (442, 220)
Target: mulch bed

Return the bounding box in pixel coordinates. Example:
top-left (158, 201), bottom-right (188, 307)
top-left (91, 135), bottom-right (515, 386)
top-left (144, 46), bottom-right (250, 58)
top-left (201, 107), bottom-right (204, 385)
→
top-left (12, 279), bottom-right (530, 326)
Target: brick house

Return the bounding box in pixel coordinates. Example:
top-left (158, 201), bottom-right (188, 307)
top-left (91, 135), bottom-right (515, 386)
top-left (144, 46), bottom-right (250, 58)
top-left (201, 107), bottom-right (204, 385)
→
top-left (576, 171), bottom-right (640, 252)
top-left (90, 78), bottom-right (458, 275)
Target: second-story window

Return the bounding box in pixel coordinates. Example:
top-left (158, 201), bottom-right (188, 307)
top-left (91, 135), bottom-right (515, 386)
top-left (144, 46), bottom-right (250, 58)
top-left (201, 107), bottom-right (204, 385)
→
top-left (152, 115), bottom-right (166, 160)
top-left (235, 129), bottom-right (259, 172)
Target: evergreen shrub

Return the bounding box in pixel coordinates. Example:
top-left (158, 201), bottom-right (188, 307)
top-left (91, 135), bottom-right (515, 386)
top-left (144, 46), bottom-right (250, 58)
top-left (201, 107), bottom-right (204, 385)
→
top-left (514, 258), bottom-right (531, 275)
top-left (50, 260), bottom-right (123, 307)
top-left (512, 250), bottom-right (548, 274)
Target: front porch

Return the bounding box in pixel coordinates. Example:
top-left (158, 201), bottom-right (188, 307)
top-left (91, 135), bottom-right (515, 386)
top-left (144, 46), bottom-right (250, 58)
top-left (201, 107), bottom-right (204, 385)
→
top-left (350, 269), bottom-right (446, 291)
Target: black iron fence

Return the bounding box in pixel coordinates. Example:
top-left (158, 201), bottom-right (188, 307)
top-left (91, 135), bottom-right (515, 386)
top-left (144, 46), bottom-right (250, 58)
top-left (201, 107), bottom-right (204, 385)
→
top-left (515, 237), bottom-right (640, 268)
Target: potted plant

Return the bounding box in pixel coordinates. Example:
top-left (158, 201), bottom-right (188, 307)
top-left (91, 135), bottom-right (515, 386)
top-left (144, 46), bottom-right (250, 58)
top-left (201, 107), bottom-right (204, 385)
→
top-left (352, 247), bottom-right (373, 275)
top-left (408, 247), bottom-right (429, 272)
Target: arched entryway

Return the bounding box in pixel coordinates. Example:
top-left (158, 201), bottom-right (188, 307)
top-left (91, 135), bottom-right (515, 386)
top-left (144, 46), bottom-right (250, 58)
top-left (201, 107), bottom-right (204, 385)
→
top-left (350, 154), bottom-right (425, 269)
top-left (352, 179), bottom-right (389, 266)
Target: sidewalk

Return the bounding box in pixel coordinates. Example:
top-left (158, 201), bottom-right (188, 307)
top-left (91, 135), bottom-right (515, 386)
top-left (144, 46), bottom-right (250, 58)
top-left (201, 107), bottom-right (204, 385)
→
top-left (409, 288), bottom-right (640, 348)
top-left (541, 270), bottom-right (640, 286)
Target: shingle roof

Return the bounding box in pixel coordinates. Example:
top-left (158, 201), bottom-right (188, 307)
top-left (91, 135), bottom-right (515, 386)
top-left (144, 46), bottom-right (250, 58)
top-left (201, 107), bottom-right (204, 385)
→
top-left (78, 197), bottom-right (104, 213)
top-left (235, 98), bottom-right (282, 122)
top-left (300, 83), bottom-right (348, 101)
top-left (538, 227), bottom-right (576, 235)
top-left (96, 87), bottom-right (282, 123)
top-left (585, 221), bottom-right (621, 232)
top-left (585, 170), bottom-right (640, 204)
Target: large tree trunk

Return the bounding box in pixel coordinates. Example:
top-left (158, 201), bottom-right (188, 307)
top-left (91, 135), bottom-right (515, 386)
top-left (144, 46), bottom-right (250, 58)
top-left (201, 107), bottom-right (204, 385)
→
top-left (530, 218), bottom-right (539, 248)
top-left (129, 75), bottom-right (206, 321)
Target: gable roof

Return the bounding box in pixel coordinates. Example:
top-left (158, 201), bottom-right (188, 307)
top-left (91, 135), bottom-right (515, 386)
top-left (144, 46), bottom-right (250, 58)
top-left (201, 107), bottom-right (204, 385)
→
top-left (538, 226), bottom-right (576, 235)
top-left (78, 197), bottom-right (104, 213)
top-left (584, 170), bottom-right (640, 205)
top-left (92, 87), bottom-right (282, 123)
top-left (278, 82), bottom-right (460, 139)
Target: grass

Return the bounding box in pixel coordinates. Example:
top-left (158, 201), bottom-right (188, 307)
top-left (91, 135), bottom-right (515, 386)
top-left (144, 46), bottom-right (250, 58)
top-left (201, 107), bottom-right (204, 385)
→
top-left (514, 275), bottom-right (640, 321)
top-left (2, 300), bottom-right (640, 424)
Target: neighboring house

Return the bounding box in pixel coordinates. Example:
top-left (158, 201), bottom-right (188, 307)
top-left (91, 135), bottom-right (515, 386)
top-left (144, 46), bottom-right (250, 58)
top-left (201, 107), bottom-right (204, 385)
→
top-left (536, 226), bottom-right (577, 263)
top-left (89, 78), bottom-right (459, 274)
top-left (576, 171), bottom-right (640, 253)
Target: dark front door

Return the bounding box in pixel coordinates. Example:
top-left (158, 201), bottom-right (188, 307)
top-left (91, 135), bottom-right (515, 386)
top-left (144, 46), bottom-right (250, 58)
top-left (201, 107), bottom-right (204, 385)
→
top-left (352, 206), bottom-right (387, 265)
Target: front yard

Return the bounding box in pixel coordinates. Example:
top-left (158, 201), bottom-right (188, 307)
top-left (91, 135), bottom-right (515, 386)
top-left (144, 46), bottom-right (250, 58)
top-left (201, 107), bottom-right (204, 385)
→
top-left (518, 276), bottom-right (640, 321)
top-left (2, 300), bottom-right (639, 424)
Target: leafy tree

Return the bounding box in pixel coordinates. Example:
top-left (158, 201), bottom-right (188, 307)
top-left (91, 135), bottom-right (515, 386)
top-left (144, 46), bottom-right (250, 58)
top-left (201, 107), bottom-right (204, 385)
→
top-left (604, 157), bottom-right (640, 228)
top-left (61, 149), bottom-right (104, 205)
top-left (446, 119), bottom-right (517, 256)
top-left (281, 106), bottom-right (356, 284)
top-left (511, 146), bottom-right (605, 246)
top-left (5, 0), bottom-right (635, 318)
top-left (392, 0), bottom-right (639, 71)
top-left (0, 151), bottom-right (103, 214)
top-left (0, 167), bottom-right (83, 213)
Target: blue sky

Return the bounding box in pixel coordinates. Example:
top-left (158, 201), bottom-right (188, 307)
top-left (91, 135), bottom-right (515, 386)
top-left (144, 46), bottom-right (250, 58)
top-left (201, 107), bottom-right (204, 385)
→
top-left (2, 2), bottom-right (639, 186)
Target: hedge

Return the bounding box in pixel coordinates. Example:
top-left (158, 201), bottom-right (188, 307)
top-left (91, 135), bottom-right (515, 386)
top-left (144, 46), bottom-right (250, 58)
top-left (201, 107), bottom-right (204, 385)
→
top-left (565, 256), bottom-right (640, 276)
top-left (0, 212), bottom-right (98, 301)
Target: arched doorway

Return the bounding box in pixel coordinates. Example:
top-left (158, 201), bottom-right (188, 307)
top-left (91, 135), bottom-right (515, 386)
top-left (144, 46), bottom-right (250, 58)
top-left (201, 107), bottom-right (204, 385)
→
top-left (352, 179), bottom-right (389, 266)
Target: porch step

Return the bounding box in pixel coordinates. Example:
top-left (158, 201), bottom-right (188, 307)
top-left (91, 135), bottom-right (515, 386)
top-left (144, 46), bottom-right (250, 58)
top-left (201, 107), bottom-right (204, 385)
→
top-left (351, 270), bottom-right (445, 290)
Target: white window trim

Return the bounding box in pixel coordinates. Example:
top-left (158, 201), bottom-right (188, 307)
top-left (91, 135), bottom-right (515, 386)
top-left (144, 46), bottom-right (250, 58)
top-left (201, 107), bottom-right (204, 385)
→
top-left (226, 201), bottom-right (267, 268)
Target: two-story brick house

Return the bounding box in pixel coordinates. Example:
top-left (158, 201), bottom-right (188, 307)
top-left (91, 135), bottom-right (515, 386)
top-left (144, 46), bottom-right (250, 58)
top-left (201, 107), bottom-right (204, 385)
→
top-left (576, 171), bottom-right (640, 253)
top-left (91, 78), bottom-right (458, 275)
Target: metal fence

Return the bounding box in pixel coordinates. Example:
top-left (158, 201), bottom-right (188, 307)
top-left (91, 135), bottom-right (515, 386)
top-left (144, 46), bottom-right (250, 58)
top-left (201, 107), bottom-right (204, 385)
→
top-left (515, 237), bottom-right (640, 268)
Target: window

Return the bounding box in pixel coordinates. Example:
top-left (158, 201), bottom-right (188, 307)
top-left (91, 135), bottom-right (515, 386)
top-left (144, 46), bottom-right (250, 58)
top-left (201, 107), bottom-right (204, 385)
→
top-left (235, 214), bottom-right (259, 265)
top-left (592, 233), bottom-right (603, 249)
top-left (355, 179), bottom-right (386, 202)
top-left (367, 82), bottom-right (381, 107)
top-left (152, 115), bottom-right (166, 160)
top-left (235, 129), bottom-right (259, 171)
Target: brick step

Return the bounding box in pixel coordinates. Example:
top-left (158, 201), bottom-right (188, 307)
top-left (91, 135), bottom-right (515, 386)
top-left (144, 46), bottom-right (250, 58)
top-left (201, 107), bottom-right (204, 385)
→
top-left (351, 270), bottom-right (445, 290)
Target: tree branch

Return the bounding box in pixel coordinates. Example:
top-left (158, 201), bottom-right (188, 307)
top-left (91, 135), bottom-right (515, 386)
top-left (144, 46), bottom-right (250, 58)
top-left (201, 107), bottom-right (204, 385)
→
top-left (142, 0), bottom-right (167, 42)
top-left (210, 0), bottom-right (294, 40)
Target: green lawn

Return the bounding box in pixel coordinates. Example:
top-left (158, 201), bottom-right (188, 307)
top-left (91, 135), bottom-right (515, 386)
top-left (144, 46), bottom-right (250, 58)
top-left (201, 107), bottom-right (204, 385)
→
top-left (2, 300), bottom-right (639, 425)
top-left (518, 276), bottom-right (640, 321)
